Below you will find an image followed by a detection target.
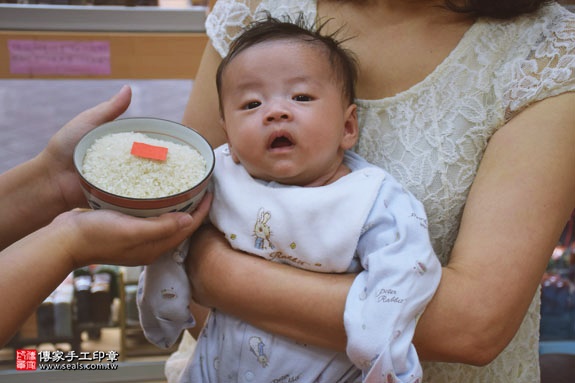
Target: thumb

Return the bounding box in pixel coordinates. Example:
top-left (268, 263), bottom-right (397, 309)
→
top-left (76, 85), bottom-right (132, 127)
top-left (47, 85), bottom-right (132, 154)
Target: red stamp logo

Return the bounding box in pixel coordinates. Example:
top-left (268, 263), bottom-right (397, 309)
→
top-left (16, 349), bottom-right (37, 371)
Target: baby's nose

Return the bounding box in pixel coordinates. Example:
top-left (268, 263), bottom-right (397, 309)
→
top-left (267, 112), bottom-right (289, 121)
top-left (265, 102), bottom-right (292, 122)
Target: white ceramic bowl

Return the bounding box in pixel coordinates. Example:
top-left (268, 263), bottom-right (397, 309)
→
top-left (73, 117), bottom-right (214, 218)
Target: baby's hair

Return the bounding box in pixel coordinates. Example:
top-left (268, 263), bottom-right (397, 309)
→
top-left (216, 13), bottom-right (358, 116)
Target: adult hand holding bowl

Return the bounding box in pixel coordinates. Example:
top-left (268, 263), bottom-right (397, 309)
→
top-left (73, 118), bottom-right (214, 218)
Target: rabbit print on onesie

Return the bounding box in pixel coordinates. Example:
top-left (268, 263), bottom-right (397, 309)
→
top-left (253, 208), bottom-right (275, 251)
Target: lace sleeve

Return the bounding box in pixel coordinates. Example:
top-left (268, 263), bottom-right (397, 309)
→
top-left (504, 5), bottom-right (575, 117)
top-left (205, 0), bottom-right (317, 58)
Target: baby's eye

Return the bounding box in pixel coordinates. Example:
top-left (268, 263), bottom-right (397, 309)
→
top-left (243, 101), bottom-right (261, 110)
top-left (293, 94), bottom-right (312, 102)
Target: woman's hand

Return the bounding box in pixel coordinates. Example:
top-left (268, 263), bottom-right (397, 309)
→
top-left (61, 192), bottom-right (212, 269)
top-left (0, 86), bottom-right (133, 250)
top-left (40, 85), bottom-right (132, 210)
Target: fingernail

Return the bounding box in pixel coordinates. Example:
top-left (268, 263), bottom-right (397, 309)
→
top-left (111, 84), bottom-right (130, 101)
top-left (177, 213), bottom-right (194, 228)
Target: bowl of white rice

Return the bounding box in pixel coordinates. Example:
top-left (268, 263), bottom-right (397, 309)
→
top-left (73, 117), bottom-right (214, 217)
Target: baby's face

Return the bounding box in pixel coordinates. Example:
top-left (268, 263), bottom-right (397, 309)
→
top-left (220, 39), bottom-right (357, 187)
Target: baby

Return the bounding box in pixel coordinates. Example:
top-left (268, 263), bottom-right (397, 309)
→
top-left (138, 15), bottom-right (441, 383)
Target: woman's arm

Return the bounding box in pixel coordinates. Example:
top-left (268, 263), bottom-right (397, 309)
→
top-left (186, 91), bottom-right (575, 363)
top-left (182, 43), bottom-right (227, 148)
top-left (0, 196), bottom-right (211, 347)
top-left (181, 41), bottom-right (228, 339)
top-left (414, 92), bottom-right (575, 365)
top-left (187, 224), bottom-right (353, 349)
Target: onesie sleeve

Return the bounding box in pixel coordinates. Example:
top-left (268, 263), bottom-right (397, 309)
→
top-left (136, 240), bottom-right (196, 349)
top-left (344, 175), bottom-right (441, 382)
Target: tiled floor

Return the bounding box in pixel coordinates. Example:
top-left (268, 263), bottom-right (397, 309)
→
top-left (0, 79), bottom-right (193, 173)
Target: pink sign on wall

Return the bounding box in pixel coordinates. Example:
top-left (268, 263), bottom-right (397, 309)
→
top-left (8, 40), bottom-right (111, 76)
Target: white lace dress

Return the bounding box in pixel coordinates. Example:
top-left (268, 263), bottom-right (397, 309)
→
top-left (203, 1), bottom-right (575, 382)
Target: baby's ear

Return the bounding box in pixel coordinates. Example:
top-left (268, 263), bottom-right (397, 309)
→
top-left (230, 149), bottom-right (241, 164)
top-left (341, 103), bottom-right (359, 150)
top-left (221, 120), bottom-right (240, 163)
top-left (225, 139), bottom-right (241, 164)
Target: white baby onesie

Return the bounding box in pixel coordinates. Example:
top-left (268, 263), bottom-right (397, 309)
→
top-left (139, 145), bottom-right (441, 382)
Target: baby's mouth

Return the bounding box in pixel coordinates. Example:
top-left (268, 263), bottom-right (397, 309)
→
top-left (268, 131), bottom-right (295, 150)
top-left (270, 136), bottom-right (294, 149)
